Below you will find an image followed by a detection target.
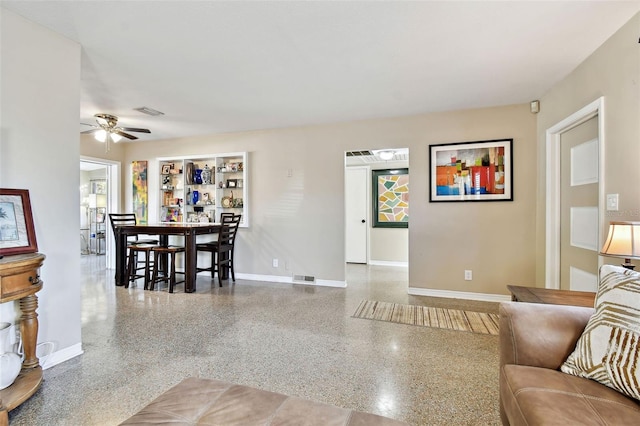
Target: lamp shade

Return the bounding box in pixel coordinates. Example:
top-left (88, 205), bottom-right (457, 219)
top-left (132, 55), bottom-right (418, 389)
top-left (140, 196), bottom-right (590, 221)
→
top-left (600, 221), bottom-right (640, 259)
top-left (94, 130), bottom-right (122, 143)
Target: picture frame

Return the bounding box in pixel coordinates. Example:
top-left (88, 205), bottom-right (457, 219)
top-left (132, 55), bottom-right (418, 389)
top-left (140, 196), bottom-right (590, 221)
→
top-left (372, 168), bottom-right (409, 228)
top-left (0, 188), bottom-right (38, 256)
top-left (161, 164), bottom-right (171, 174)
top-left (227, 179), bottom-right (237, 188)
top-left (429, 138), bottom-right (513, 202)
top-left (90, 179), bottom-right (107, 194)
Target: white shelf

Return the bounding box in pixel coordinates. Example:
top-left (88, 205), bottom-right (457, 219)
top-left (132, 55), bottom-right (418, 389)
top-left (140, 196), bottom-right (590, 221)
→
top-left (157, 152), bottom-right (248, 226)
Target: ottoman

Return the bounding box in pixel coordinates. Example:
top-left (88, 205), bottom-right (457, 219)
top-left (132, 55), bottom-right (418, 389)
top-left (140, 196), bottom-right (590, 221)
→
top-left (120, 377), bottom-right (407, 425)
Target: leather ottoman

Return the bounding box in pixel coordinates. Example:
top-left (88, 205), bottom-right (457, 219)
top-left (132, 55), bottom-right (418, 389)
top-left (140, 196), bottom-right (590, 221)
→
top-left (120, 377), bottom-right (407, 425)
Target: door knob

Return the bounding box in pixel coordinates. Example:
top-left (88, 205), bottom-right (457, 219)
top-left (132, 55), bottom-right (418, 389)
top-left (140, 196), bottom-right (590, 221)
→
top-left (361, 219), bottom-right (365, 223)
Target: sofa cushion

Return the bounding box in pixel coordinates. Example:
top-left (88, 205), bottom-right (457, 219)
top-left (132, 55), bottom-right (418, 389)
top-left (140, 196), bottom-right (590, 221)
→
top-left (561, 264), bottom-right (640, 401)
top-left (501, 364), bottom-right (640, 425)
top-left (120, 377), bottom-right (407, 425)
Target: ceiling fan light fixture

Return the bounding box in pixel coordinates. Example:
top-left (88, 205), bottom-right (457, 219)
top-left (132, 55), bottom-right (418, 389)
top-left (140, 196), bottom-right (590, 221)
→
top-left (94, 129), bottom-right (107, 142)
top-left (94, 130), bottom-right (122, 143)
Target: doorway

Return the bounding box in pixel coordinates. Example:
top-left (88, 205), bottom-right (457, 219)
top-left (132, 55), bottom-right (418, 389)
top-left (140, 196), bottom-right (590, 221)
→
top-left (545, 97), bottom-right (604, 290)
top-left (344, 148), bottom-right (409, 267)
top-left (80, 157), bottom-right (121, 269)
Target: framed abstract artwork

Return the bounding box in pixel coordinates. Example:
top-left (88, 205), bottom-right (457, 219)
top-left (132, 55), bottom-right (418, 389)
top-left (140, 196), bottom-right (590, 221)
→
top-left (372, 168), bottom-right (409, 228)
top-left (429, 138), bottom-right (513, 202)
top-left (0, 188), bottom-right (38, 256)
top-left (132, 161), bottom-right (149, 224)
top-left (90, 179), bottom-right (107, 194)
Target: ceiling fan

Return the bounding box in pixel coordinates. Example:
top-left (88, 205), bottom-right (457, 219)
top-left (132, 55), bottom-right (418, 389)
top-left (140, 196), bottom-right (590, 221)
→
top-left (81, 113), bottom-right (151, 151)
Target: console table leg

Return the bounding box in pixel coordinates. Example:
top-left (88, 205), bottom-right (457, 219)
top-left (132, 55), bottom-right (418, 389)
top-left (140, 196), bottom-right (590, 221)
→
top-left (0, 403), bottom-right (7, 426)
top-left (19, 294), bottom-right (40, 369)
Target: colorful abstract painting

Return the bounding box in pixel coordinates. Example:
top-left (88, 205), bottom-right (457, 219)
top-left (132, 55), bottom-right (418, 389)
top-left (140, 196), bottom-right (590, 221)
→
top-left (373, 168), bottom-right (409, 228)
top-left (132, 160), bottom-right (149, 224)
top-left (429, 139), bottom-right (513, 202)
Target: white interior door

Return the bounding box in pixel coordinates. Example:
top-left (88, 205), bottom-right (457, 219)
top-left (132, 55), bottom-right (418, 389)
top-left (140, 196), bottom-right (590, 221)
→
top-left (560, 117), bottom-right (599, 291)
top-left (345, 166), bottom-right (368, 263)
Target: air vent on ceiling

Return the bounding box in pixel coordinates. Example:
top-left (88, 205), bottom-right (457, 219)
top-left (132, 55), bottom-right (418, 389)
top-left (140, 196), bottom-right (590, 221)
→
top-left (134, 106), bottom-right (164, 116)
top-left (346, 150), bottom-right (373, 157)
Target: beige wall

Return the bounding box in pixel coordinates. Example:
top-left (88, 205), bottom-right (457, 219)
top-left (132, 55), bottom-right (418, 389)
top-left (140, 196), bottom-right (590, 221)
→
top-left (113, 103), bottom-right (536, 295)
top-left (1, 9), bottom-right (83, 360)
top-left (536, 12), bottom-right (640, 283)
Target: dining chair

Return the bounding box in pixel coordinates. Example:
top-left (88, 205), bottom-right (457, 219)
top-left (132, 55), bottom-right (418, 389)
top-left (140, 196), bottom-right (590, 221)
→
top-left (125, 243), bottom-right (157, 289)
top-left (196, 213), bottom-right (241, 286)
top-left (149, 245), bottom-right (185, 293)
top-left (108, 213), bottom-right (159, 245)
top-left (108, 213), bottom-right (159, 284)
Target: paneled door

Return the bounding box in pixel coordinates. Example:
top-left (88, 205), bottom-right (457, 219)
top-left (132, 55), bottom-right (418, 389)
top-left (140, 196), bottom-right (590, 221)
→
top-left (345, 166), bottom-right (368, 263)
top-left (559, 116), bottom-right (599, 291)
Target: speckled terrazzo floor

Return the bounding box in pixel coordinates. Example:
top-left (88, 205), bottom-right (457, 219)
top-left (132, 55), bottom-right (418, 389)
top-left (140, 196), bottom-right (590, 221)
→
top-left (8, 256), bottom-right (500, 425)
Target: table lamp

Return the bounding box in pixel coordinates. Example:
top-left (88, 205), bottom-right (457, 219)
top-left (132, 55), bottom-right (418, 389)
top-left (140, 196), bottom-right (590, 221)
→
top-left (599, 221), bottom-right (640, 270)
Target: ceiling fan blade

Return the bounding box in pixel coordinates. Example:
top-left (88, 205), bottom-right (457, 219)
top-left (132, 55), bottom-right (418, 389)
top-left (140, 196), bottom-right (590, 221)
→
top-left (81, 122), bottom-right (99, 127)
top-left (113, 130), bottom-right (138, 140)
top-left (81, 128), bottom-right (101, 135)
top-left (119, 127), bottom-right (151, 133)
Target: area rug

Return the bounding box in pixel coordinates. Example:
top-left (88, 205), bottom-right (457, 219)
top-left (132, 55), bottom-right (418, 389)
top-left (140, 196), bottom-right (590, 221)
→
top-left (352, 300), bottom-right (499, 335)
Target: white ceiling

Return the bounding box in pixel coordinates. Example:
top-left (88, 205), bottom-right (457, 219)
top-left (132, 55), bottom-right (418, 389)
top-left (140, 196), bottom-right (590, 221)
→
top-left (3, 1), bottom-right (640, 143)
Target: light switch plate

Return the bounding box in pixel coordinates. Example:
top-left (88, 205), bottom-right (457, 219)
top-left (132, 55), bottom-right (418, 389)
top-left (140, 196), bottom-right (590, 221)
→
top-left (606, 194), bottom-right (619, 211)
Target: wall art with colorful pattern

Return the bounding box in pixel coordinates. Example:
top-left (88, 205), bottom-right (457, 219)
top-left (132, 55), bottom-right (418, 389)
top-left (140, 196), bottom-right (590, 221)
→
top-left (372, 168), bottom-right (409, 228)
top-left (132, 160), bottom-right (149, 224)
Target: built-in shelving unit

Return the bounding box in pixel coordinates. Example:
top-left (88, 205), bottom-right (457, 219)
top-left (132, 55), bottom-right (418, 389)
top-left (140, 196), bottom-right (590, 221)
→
top-left (158, 152), bottom-right (247, 226)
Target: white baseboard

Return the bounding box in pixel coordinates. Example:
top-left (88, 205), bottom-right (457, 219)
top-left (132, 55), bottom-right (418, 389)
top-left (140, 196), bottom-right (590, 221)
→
top-left (368, 260), bottom-right (408, 267)
top-left (235, 273), bottom-right (346, 288)
top-left (38, 342), bottom-right (84, 370)
top-left (408, 287), bottom-right (511, 303)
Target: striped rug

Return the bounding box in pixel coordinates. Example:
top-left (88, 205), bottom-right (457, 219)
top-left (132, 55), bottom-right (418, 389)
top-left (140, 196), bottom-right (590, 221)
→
top-left (352, 300), bottom-right (499, 335)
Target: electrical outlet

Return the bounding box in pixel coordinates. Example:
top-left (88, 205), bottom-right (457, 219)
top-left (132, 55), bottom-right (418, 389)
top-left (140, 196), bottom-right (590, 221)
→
top-left (464, 270), bottom-right (472, 281)
top-left (272, 258), bottom-right (279, 268)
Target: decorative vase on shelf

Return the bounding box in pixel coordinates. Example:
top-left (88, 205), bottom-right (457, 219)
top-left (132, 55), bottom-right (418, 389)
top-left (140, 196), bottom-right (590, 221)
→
top-left (201, 164), bottom-right (212, 185)
top-left (0, 322), bottom-right (21, 390)
top-left (194, 169), bottom-right (203, 184)
top-left (192, 190), bottom-right (200, 205)
top-left (185, 162), bottom-right (194, 184)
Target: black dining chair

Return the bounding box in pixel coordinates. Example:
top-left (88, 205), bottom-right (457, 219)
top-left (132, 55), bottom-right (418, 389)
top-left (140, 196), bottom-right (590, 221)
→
top-left (108, 213), bottom-right (160, 286)
top-left (149, 245), bottom-right (186, 293)
top-left (196, 213), bottom-right (241, 286)
top-left (108, 213), bottom-right (159, 245)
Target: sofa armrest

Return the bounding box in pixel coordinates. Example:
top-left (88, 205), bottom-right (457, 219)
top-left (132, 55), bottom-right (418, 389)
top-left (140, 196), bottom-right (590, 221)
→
top-left (499, 301), bottom-right (594, 370)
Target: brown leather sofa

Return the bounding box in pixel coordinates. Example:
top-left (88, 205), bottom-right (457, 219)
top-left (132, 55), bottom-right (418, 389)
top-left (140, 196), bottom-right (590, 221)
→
top-left (120, 377), bottom-right (407, 425)
top-left (499, 302), bottom-right (640, 425)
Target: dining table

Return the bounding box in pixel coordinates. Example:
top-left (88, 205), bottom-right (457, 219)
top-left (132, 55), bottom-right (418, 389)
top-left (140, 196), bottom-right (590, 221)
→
top-left (114, 222), bottom-right (221, 293)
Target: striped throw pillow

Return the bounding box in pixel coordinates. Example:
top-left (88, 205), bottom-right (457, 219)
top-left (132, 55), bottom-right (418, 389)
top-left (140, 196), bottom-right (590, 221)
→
top-left (561, 264), bottom-right (640, 401)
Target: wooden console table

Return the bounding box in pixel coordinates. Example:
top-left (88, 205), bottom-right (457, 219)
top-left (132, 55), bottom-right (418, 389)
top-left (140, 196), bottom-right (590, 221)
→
top-left (0, 253), bottom-right (45, 426)
top-left (507, 284), bottom-right (595, 308)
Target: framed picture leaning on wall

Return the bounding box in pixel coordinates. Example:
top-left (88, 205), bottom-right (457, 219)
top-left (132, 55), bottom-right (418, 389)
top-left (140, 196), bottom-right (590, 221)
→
top-left (0, 188), bottom-right (38, 256)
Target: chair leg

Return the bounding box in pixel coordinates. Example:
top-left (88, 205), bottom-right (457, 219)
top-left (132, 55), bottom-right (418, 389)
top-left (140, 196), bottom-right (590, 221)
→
top-left (210, 251), bottom-right (215, 279)
top-left (229, 250), bottom-right (235, 282)
top-left (125, 250), bottom-right (135, 288)
top-left (143, 251), bottom-right (152, 290)
top-left (216, 251), bottom-right (223, 287)
top-left (150, 251), bottom-right (160, 291)
top-left (169, 253), bottom-right (176, 293)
